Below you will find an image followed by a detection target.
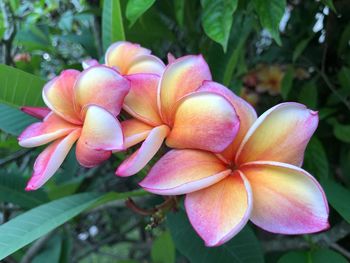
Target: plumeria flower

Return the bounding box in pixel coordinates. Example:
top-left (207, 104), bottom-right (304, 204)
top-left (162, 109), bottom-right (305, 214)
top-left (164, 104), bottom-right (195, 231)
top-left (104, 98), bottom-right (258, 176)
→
top-left (18, 66), bottom-right (130, 190)
top-left (116, 55), bottom-right (240, 176)
top-left (140, 82), bottom-right (329, 247)
top-left (83, 41), bottom-right (165, 76)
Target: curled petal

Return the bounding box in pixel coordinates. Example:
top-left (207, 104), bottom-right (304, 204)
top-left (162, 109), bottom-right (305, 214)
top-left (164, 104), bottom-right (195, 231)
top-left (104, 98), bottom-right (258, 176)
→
top-left (124, 74), bottom-right (162, 126)
top-left (166, 92), bottom-right (239, 153)
top-left (21, 106), bottom-right (51, 120)
top-left (105, 41), bottom-right (151, 75)
top-left (116, 125), bottom-right (170, 177)
top-left (75, 65), bottom-right (130, 117)
top-left (240, 161), bottom-right (329, 234)
top-left (158, 55), bottom-right (212, 124)
top-left (121, 119), bottom-right (153, 149)
top-left (79, 105), bottom-right (124, 151)
top-left (236, 103), bottom-right (319, 166)
top-left (18, 113), bottom-right (79, 147)
top-left (26, 129), bottom-right (80, 191)
top-left (140, 149), bottom-right (230, 195)
top-left (43, 69), bottom-right (81, 124)
top-left (185, 172), bottom-right (252, 247)
top-left (127, 55), bottom-right (165, 75)
top-left (198, 81), bottom-right (257, 162)
top-left (82, 59), bottom-right (99, 69)
top-left (167, 53), bottom-right (176, 64)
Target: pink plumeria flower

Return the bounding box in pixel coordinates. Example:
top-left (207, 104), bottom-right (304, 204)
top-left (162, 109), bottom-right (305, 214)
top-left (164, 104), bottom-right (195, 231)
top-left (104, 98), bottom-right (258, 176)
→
top-left (18, 66), bottom-right (130, 190)
top-left (83, 41), bottom-right (165, 76)
top-left (116, 55), bottom-right (240, 177)
top-left (140, 82), bottom-right (329, 247)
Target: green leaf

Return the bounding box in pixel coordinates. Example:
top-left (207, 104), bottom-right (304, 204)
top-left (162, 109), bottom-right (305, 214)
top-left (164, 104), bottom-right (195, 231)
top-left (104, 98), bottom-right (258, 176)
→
top-left (151, 231), bottom-right (175, 263)
top-left (0, 104), bottom-right (36, 136)
top-left (167, 209), bottom-right (264, 263)
top-left (333, 123), bottom-right (350, 143)
top-left (337, 67), bottom-right (350, 94)
top-left (126, 0), bottom-right (156, 27)
top-left (281, 66), bottom-right (294, 100)
top-left (0, 172), bottom-right (49, 209)
top-left (321, 0), bottom-right (337, 13)
top-left (278, 249), bottom-right (347, 263)
top-left (32, 235), bottom-right (62, 263)
top-left (174, 0), bottom-right (185, 27)
top-left (298, 81), bottom-right (318, 108)
top-left (293, 36), bottom-right (313, 62)
top-left (253, 0), bottom-right (286, 45)
top-left (0, 64), bottom-right (45, 107)
top-left (201, 0), bottom-right (238, 52)
top-left (102, 0), bottom-right (125, 52)
top-left (0, 192), bottom-right (102, 259)
top-left (304, 137), bottom-right (329, 180)
top-left (322, 179), bottom-right (350, 224)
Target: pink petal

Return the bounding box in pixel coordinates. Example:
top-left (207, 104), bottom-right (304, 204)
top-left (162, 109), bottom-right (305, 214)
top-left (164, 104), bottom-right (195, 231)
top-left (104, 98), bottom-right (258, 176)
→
top-left (240, 161), bottom-right (329, 234)
top-left (198, 81), bottom-right (257, 162)
top-left (139, 149), bottom-right (230, 195)
top-left (116, 125), bottom-right (170, 177)
top-left (20, 106), bottom-right (51, 119)
top-left (236, 103), bottom-right (319, 166)
top-left (185, 172), bottom-right (252, 246)
top-left (167, 53), bottom-right (176, 64)
top-left (166, 92), bottom-right (239, 153)
top-left (158, 55), bottom-right (212, 124)
top-left (42, 69), bottom-right (82, 124)
top-left (82, 59), bottom-right (100, 69)
top-left (26, 129), bottom-right (80, 190)
top-left (124, 74), bottom-right (162, 126)
top-left (105, 41), bottom-right (151, 75)
top-left (127, 55), bottom-right (165, 75)
top-left (74, 65), bottom-right (130, 117)
top-left (18, 113), bottom-right (79, 147)
top-left (121, 119), bottom-right (153, 149)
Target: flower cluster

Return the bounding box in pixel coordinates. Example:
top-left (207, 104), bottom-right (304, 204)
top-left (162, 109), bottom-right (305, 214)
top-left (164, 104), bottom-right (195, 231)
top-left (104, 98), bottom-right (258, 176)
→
top-left (18, 41), bottom-right (329, 246)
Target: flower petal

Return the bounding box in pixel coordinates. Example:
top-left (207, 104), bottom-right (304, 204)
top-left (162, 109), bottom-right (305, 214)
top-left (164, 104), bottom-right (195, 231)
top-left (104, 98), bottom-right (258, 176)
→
top-left (116, 125), bottom-right (170, 177)
top-left (20, 106), bottom-right (51, 119)
top-left (166, 92), bottom-right (239, 153)
top-left (158, 55), bottom-right (212, 124)
top-left (25, 129), bottom-right (80, 191)
top-left (236, 103), bottom-right (319, 166)
top-left (127, 55), bottom-right (165, 75)
top-left (121, 119), bottom-right (153, 149)
top-left (140, 149), bottom-right (230, 195)
top-left (240, 161), bottom-right (329, 234)
top-left (185, 171), bottom-right (252, 247)
top-left (18, 113), bottom-right (79, 147)
top-left (74, 65), bottom-right (130, 116)
top-left (105, 41), bottom-right (151, 75)
top-left (198, 81), bottom-right (257, 162)
top-left (124, 74), bottom-right (162, 126)
top-left (42, 69), bottom-right (82, 124)
top-left (82, 59), bottom-right (99, 69)
top-left (79, 105), bottom-right (124, 151)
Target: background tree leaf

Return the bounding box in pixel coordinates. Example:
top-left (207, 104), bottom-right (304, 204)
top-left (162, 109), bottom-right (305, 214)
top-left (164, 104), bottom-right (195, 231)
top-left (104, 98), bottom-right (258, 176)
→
top-left (201, 0), bottom-right (238, 52)
top-left (102, 0), bottom-right (125, 52)
top-left (278, 248), bottom-right (347, 263)
top-left (126, 0), bottom-right (156, 27)
top-left (151, 231), bottom-right (175, 263)
top-left (252, 0), bottom-right (286, 45)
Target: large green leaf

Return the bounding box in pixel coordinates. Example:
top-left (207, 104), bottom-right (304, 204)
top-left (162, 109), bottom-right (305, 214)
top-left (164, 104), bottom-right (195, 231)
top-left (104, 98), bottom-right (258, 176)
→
top-left (253, 0), bottom-right (286, 45)
top-left (167, 209), bottom-right (264, 263)
top-left (151, 231), bottom-right (175, 263)
top-left (304, 137), bottom-right (329, 180)
top-left (0, 104), bottom-right (36, 136)
top-left (322, 179), bottom-right (350, 224)
top-left (333, 123), bottom-right (350, 143)
top-left (278, 249), bottom-right (347, 263)
top-left (126, 0), bottom-right (156, 27)
top-left (0, 64), bottom-right (45, 107)
top-left (102, 0), bottom-right (125, 52)
top-left (201, 0), bottom-right (238, 52)
top-left (0, 172), bottom-right (49, 209)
